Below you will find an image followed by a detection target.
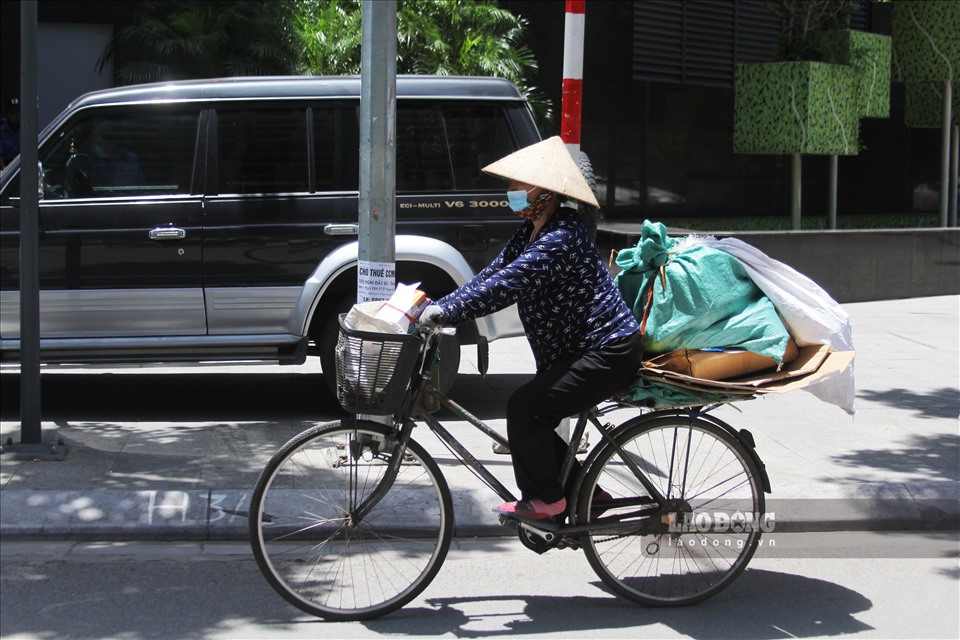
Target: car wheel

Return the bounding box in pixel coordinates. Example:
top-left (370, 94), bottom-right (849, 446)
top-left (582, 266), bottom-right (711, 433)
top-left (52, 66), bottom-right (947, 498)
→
top-left (317, 298), bottom-right (353, 395)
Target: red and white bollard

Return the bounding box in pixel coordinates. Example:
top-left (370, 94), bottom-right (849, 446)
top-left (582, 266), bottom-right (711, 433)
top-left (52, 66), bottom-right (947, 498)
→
top-left (558, 1), bottom-right (589, 450)
top-left (561, 0), bottom-right (586, 161)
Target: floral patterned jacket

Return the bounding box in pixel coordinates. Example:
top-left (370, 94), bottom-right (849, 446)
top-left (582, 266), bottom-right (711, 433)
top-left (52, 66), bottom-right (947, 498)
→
top-left (437, 208), bottom-right (639, 370)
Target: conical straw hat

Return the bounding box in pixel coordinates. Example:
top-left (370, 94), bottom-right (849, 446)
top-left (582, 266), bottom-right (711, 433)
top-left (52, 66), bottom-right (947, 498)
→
top-left (482, 136), bottom-right (600, 209)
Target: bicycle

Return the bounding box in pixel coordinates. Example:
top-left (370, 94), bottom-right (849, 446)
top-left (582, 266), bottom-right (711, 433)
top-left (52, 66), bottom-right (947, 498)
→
top-left (249, 316), bottom-right (771, 621)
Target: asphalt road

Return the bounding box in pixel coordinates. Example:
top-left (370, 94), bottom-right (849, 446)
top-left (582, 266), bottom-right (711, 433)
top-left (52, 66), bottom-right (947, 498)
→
top-left (2, 531), bottom-right (957, 639)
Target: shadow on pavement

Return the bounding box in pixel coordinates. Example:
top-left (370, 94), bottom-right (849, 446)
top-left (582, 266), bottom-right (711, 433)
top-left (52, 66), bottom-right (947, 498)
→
top-left (0, 372), bottom-right (342, 421)
top-left (0, 560), bottom-right (874, 640)
top-left (830, 432), bottom-right (960, 484)
top-left (857, 386), bottom-right (960, 420)
top-left (389, 569), bottom-right (873, 638)
top-left (0, 370), bottom-right (529, 422)
top-left (0, 369), bottom-right (526, 492)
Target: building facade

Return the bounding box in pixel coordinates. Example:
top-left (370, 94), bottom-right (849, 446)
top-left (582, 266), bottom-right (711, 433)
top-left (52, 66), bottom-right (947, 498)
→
top-left (1, 0), bottom-right (948, 221)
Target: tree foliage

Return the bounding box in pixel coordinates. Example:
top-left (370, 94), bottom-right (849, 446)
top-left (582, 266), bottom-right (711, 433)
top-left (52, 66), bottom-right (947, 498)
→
top-left (99, 0), bottom-right (552, 126)
top-left (293, 0), bottom-right (363, 75)
top-left (766, 0), bottom-right (859, 61)
top-left (97, 0), bottom-right (299, 83)
top-left (295, 0), bottom-right (552, 126)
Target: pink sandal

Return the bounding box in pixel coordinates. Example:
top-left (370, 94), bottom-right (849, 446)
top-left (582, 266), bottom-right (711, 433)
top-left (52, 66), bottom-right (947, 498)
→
top-left (494, 497), bottom-right (566, 520)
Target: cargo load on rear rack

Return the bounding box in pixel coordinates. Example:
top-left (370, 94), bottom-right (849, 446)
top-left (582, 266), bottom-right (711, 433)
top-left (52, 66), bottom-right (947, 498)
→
top-left (614, 221), bottom-right (855, 413)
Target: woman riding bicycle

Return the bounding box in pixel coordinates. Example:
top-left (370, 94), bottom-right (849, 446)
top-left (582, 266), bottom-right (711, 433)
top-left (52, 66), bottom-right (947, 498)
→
top-left (420, 136), bottom-right (642, 521)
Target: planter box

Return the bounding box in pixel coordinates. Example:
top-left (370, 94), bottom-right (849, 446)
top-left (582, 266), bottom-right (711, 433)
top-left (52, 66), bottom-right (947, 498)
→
top-left (892, 0), bottom-right (960, 82)
top-left (904, 81), bottom-right (960, 128)
top-left (811, 30), bottom-right (892, 118)
top-left (734, 61), bottom-right (860, 156)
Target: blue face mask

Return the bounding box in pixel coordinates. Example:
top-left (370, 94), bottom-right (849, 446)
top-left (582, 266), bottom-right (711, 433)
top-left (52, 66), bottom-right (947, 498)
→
top-left (507, 188), bottom-right (533, 212)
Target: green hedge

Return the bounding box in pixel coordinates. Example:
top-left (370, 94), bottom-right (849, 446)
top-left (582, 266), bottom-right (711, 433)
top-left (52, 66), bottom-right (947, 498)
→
top-left (905, 81), bottom-right (960, 127)
top-left (892, 0), bottom-right (960, 82)
top-left (734, 61), bottom-right (860, 155)
top-left (810, 30), bottom-right (892, 118)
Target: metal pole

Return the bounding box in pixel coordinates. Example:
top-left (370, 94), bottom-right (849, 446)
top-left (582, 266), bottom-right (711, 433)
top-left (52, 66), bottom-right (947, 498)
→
top-left (939, 79), bottom-right (952, 227)
top-left (791, 152), bottom-right (802, 230)
top-left (950, 124), bottom-right (958, 228)
top-left (18, 0), bottom-right (41, 445)
top-left (949, 125), bottom-right (960, 227)
top-left (357, 0), bottom-right (397, 303)
top-left (828, 154), bottom-right (838, 230)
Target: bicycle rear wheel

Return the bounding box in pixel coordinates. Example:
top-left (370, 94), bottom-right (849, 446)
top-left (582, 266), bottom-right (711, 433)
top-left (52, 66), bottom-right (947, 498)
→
top-left (577, 413), bottom-right (765, 606)
top-left (249, 420), bottom-right (453, 621)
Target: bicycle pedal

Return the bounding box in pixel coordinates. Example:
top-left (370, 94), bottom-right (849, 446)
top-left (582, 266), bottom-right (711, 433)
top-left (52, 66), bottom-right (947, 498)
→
top-left (502, 514), bottom-right (563, 532)
top-left (555, 538), bottom-right (580, 551)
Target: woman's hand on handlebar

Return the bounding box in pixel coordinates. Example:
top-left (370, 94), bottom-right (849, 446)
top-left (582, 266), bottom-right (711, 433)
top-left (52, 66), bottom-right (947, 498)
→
top-left (418, 305), bottom-right (446, 331)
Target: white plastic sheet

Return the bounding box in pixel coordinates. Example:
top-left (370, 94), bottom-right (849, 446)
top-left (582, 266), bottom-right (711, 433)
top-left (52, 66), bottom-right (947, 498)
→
top-left (694, 236), bottom-right (856, 414)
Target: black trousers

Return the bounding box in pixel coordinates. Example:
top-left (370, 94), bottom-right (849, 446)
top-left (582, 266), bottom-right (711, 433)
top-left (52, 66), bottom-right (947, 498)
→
top-left (505, 332), bottom-right (643, 503)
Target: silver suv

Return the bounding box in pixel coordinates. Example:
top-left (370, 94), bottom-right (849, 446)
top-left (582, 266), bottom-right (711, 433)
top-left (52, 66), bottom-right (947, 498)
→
top-left (0, 76), bottom-right (542, 389)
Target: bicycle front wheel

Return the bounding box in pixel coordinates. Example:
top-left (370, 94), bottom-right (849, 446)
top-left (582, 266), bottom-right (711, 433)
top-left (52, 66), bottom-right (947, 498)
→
top-left (249, 420), bottom-right (454, 621)
top-left (578, 413), bottom-right (766, 607)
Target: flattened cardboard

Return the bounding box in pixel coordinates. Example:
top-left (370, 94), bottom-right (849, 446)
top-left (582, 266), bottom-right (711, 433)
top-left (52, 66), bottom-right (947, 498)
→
top-left (643, 377), bottom-right (760, 396)
top-left (756, 349), bottom-right (855, 394)
top-left (645, 339), bottom-right (799, 381)
top-left (639, 344), bottom-right (853, 396)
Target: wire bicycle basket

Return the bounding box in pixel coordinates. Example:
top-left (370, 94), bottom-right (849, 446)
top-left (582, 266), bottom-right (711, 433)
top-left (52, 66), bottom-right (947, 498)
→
top-left (335, 314), bottom-right (424, 414)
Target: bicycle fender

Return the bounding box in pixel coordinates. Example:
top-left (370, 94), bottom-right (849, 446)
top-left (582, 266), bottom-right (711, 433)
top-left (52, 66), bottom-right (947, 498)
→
top-left (694, 413), bottom-right (771, 494)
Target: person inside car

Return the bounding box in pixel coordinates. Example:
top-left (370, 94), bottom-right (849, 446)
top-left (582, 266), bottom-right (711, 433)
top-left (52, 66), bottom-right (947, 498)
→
top-left (0, 97), bottom-right (20, 168)
top-left (87, 121), bottom-right (144, 188)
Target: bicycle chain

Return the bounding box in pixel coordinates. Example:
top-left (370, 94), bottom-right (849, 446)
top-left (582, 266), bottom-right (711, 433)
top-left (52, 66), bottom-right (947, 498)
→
top-left (592, 533), bottom-right (632, 543)
top-left (591, 526), bottom-right (660, 544)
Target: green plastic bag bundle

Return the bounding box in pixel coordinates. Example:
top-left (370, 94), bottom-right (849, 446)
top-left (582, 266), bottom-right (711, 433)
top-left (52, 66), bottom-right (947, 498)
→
top-left (617, 375), bottom-right (744, 408)
top-left (615, 221), bottom-right (791, 363)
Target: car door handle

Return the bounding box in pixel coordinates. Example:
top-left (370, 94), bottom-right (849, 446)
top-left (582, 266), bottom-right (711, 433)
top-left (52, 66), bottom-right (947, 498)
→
top-left (149, 226), bottom-right (187, 240)
top-left (324, 224), bottom-right (359, 236)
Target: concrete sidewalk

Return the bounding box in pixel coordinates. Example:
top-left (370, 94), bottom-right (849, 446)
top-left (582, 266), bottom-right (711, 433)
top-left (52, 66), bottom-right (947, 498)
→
top-left (1, 296), bottom-right (958, 541)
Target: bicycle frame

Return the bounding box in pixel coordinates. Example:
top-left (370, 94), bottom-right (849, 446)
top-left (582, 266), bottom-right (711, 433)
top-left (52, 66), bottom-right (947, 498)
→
top-left (418, 385), bottom-right (668, 538)
top-left (346, 329), bottom-right (651, 533)
top-left (349, 327), bottom-right (769, 537)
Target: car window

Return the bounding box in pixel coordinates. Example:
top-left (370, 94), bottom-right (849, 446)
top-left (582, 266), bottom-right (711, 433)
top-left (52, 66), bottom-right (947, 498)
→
top-left (217, 108), bottom-right (308, 195)
top-left (313, 105), bottom-right (360, 192)
top-left (444, 103), bottom-right (516, 190)
top-left (396, 102), bottom-right (517, 193)
top-left (397, 105), bottom-right (450, 192)
top-left (29, 109), bottom-right (199, 199)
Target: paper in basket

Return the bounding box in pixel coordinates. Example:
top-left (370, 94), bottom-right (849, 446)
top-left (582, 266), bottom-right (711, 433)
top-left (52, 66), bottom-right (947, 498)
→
top-left (373, 282), bottom-right (430, 333)
top-left (340, 284), bottom-right (429, 406)
top-left (343, 282), bottom-right (429, 334)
